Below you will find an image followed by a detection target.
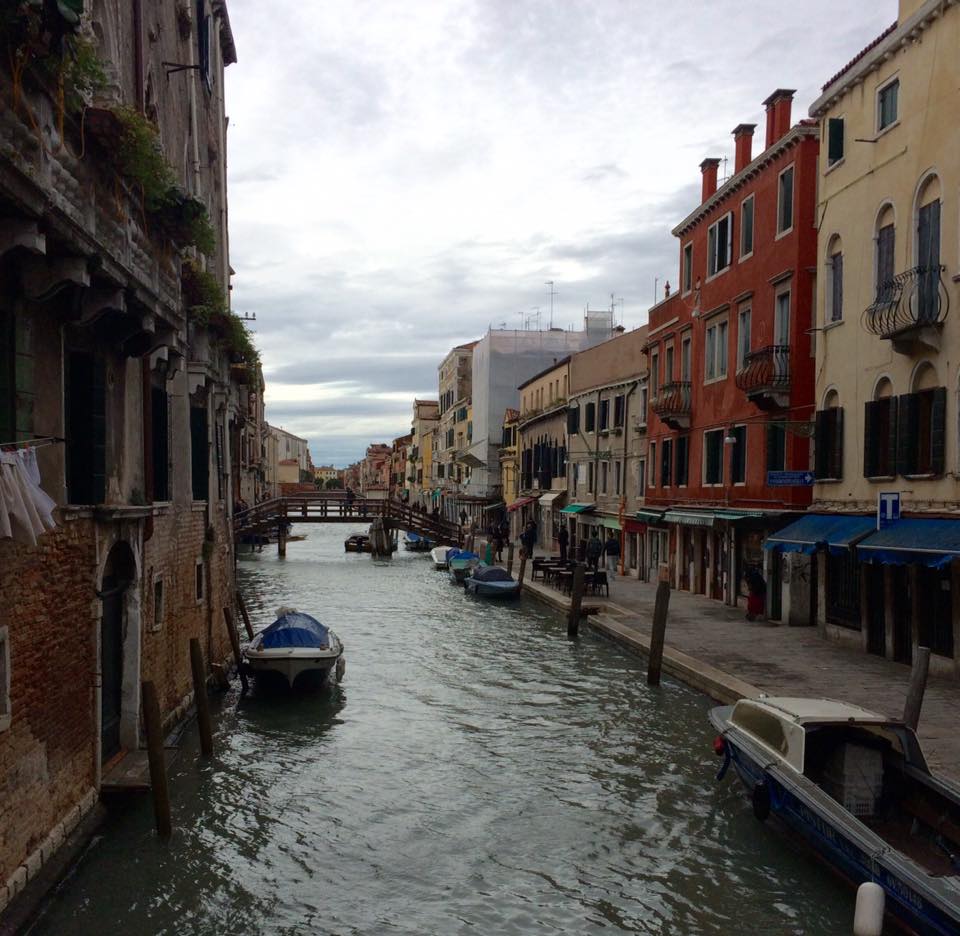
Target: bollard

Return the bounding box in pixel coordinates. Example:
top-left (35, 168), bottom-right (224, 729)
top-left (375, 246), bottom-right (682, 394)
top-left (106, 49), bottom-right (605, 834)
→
top-left (517, 553), bottom-right (527, 592)
top-left (223, 608), bottom-right (248, 695)
top-left (141, 680), bottom-right (172, 838)
top-left (903, 645), bottom-right (931, 731)
top-left (567, 563), bottom-right (586, 638)
top-left (485, 541), bottom-right (493, 565)
top-left (506, 542), bottom-right (515, 576)
top-left (189, 638), bottom-right (214, 757)
top-left (236, 589), bottom-right (255, 640)
top-left (277, 523), bottom-right (287, 557)
top-left (647, 580), bottom-right (671, 686)
top-left (853, 881), bottom-right (885, 936)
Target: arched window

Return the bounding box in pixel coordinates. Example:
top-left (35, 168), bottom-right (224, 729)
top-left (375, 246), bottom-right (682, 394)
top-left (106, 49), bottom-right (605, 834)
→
top-left (915, 175), bottom-right (942, 323)
top-left (899, 361), bottom-right (945, 477)
top-left (864, 377), bottom-right (896, 479)
top-left (826, 235), bottom-right (843, 323)
top-left (875, 204), bottom-right (896, 301)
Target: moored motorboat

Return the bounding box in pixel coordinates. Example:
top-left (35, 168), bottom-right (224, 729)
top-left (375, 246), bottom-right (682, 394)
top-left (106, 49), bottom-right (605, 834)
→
top-left (244, 609), bottom-right (344, 689)
top-left (711, 696), bottom-right (960, 934)
top-left (430, 545), bottom-right (452, 569)
top-left (464, 566), bottom-right (520, 598)
top-left (344, 532), bottom-right (370, 553)
top-left (446, 549), bottom-right (480, 584)
top-left (403, 531), bottom-right (433, 552)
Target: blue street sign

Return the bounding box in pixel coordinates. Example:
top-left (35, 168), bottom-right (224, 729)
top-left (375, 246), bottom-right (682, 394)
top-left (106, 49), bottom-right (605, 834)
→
top-left (766, 470), bottom-right (815, 487)
top-left (877, 491), bottom-right (900, 529)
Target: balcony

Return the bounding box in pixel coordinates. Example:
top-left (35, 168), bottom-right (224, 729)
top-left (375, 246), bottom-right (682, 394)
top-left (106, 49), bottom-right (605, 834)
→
top-left (862, 265), bottom-right (949, 354)
top-left (735, 345), bottom-right (790, 410)
top-left (650, 381), bottom-right (691, 430)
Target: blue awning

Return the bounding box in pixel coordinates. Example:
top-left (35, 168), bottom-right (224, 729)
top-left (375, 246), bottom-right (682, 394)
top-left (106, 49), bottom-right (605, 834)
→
top-left (857, 518), bottom-right (960, 568)
top-left (765, 514), bottom-right (875, 555)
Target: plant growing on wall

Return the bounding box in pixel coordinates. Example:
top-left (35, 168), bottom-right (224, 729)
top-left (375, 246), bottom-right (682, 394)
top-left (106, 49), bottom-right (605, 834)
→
top-left (181, 260), bottom-right (259, 366)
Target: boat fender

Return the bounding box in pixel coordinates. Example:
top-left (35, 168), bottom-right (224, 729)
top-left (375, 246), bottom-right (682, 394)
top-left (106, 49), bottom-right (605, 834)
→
top-left (336, 656), bottom-right (346, 682)
top-left (752, 781), bottom-right (771, 822)
top-left (715, 745), bottom-right (732, 783)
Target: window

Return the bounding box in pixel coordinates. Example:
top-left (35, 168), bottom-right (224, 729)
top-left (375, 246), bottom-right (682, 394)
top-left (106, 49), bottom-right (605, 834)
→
top-left (815, 406), bottom-right (844, 480)
top-left (828, 247), bottom-right (843, 323)
top-left (613, 394), bottom-right (625, 428)
top-left (876, 221), bottom-right (895, 299)
top-left (917, 566), bottom-right (954, 658)
top-left (877, 78), bottom-right (899, 131)
top-left (661, 439), bottom-right (672, 488)
top-left (66, 350), bottom-right (106, 505)
top-left (827, 117), bottom-right (844, 165)
top-left (664, 346), bottom-right (674, 384)
top-left (827, 550), bottom-right (861, 629)
top-left (598, 399), bottom-right (609, 431)
top-left (648, 442), bottom-right (656, 488)
top-left (705, 319), bottom-right (728, 381)
top-left (736, 307), bottom-right (751, 371)
top-left (614, 461), bottom-right (621, 495)
top-left (215, 421), bottom-right (225, 500)
top-left (0, 626), bottom-right (9, 731)
top-left (571, 462), bottom-right (579, 492)
top-left (730, 425), bottom-right (747, 483)
top-left (650, 353), bottom-right (659, 399)
top-left (675, 435), bottom-right (689, 486)
top-left (777, 166), bottom-right (794, 234)
top-left (680, 335), bottom-right (691, 381)
top-left (637, 385), bottom-right (648, 428)
top-left (707, 213), bottom-right (733, 276)
top-left (196, 0), bottom-right (212, 91)
top-left (775, 291), bottom-right (790, 346)
top-left (637, 457), bottom-right (646, 494)
top-left (0, 308), bottom-right (34, 444)
top-left (703, 429), bottom-right (723, 485)
top-left (584, 402), bottom-right (596, 432)
top-left (917, 196), bottom-right (941, 324)
top-left (682, 243), bottom-right (693, 293)
top-left (588, 461), bottom-right (595, 493)
top-left (898, 387), bottom-right (946, 477)
top-left (567, 405), bottom-right (580, 434)
top-left (766, 422), bottom-right (786, 472)
top-left (740, 195), bottom-right (754, 258)
top-left (601, 461), bottom-right (608, 494)
top-left (190, 404), bottom-right (209, 501)
top-left (195, 561), bottom-right (205, 602)
top-left (153, 577), bottom-right (164, 631)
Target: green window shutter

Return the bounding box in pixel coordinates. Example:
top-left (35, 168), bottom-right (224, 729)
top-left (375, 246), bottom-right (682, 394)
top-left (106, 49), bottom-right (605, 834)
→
top-left (931, 387), bottom-right (947, 476)
top-left (897, 394), bottom-right (918, 476)
top-left (827, 118), bottom-right (844, 163)
top-left (831, 407), bottom-right (844, 480)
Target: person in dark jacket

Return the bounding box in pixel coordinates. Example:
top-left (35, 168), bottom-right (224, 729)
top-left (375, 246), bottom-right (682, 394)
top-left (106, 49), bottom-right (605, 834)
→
top-left (585, 531), bottom-right (603, 571)
top-left (519, 521), bottom-right (537, 558)
top-left (603, 532), bottom-right (621, 575)
top-left (557, 525), bottom-right (569, 561)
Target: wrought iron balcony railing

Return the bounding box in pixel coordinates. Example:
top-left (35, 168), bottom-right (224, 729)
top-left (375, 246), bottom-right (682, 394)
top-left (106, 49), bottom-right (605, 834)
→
top-left (650, 380), bottom-right (692, 428)
top-left (735, 345), bottom-right (790, 401)
top-left (862, 264), bottom-right (949, 339)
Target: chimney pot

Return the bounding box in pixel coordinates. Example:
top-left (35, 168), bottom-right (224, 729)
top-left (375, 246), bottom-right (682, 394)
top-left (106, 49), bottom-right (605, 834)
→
top-left (665, 281), bottom-right (671, 298)
top-left (762, 89), bottom-right (796, 149)
top-left (700, 157), bottom-right (721, 202)
top-left (731, 123), bottom-right (756, 175)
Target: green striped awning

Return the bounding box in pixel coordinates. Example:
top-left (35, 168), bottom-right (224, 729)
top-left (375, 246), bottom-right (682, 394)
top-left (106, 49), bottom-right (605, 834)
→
top-left (663, 509), bottom-right (717, 527)
top-left (598, 516), bottom-right (622, 531)
top-left (635, 508), bottom-right (665, 523)
top-left (560, 503), bottom-right (596, 514)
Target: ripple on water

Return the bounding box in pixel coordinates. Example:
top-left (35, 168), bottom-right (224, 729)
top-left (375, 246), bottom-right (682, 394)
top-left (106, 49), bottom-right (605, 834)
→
top-left (30, 528), bottom-right (855, 936)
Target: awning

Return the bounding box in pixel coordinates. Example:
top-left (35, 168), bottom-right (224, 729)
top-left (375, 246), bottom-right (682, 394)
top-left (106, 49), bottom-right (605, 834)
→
top-left (560, 503), bottom-right (596, 514)
top-left (635, 508), bottom-right (665, 523)
top-left (624, 518), bottom-right (647, 534)
top-left (664, 509), bottom-right (716, 527)
top-left (507, 496), bottom-right (536, 512)
top-left (764, 514), bottom-right (875, 555)
top-left (538, 491), bottom-right (566, 507)
top-left (714, 509), bottom-right (767, 522)
top-left (483, 501), bottom-right (505, 512)
top-left (597, 516), bottom-right (621, 531)
top-left (857, 518), bottom-right (960, 568)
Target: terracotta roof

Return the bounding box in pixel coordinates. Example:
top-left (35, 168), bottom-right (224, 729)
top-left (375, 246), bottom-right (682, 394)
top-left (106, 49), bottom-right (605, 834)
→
top-left (821, 21), bottom-right (897, 91)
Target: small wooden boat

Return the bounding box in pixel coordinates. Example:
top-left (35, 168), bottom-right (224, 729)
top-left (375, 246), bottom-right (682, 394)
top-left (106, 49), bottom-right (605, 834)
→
top-left (464, 566), bottom-right (520, 598)
top-left (244, 609), bottom-right (344, 689)
top-left (711, 697), bottom-right (960, 934)
top-left (403, 531), bottom-right (433, 552)
top-left (344, 533), bottom-right (370, 553)
top-left (430, 545), bottom-right (452, 569)
top-left (446, 549), bottom-right (480, 584)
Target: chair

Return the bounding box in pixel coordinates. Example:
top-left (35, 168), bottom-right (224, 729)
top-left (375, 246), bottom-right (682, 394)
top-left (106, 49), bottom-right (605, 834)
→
top-left (591, 570), bottom-right (609, 596)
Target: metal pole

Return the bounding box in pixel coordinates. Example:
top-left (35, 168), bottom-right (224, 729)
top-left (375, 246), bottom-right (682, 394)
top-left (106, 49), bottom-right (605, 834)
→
top-left (189, 638), bottom-right (214, 757)
top-left (903, 646), bottom-right (931, 730)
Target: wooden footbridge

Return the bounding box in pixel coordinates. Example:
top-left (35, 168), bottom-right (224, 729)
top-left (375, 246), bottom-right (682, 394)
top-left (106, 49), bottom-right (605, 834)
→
top-left (234, 493), bottom-right (463, 548)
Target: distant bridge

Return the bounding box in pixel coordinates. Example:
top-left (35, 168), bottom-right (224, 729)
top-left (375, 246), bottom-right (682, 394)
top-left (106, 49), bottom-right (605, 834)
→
top-left (234, 493), bottom-right (463, 545)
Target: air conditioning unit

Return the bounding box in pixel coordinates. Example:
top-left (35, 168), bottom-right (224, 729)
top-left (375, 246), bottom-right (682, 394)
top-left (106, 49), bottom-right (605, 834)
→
top-left (612, 427), bottom-right (623, 436)
top-left (599, 429), bottom-right (610, 437)
top-left (632, 416), bottom-right (647, 432)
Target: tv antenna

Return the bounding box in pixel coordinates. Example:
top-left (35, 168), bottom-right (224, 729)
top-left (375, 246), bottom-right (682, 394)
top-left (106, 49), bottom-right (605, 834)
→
top-left (545, 280), bottom-right (557, 328)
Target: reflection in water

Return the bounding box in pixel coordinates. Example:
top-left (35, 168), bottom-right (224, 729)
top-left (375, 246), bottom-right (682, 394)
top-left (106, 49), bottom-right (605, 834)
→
top-left (31, 528), bottom-right (853, 935)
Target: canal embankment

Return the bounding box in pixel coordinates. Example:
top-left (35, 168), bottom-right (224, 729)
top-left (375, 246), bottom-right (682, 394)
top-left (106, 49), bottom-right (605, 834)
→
top-left (511, 554), bottom-right (960, 783)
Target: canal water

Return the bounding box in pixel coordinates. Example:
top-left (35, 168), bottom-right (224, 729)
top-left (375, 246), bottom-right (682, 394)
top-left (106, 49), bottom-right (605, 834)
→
top-left (31, 527), bottom-right (855, 935)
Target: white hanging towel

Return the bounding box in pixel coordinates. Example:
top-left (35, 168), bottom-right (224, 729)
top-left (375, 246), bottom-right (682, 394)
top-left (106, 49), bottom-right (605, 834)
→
top-left (16, 447), bottom-right (57, 531)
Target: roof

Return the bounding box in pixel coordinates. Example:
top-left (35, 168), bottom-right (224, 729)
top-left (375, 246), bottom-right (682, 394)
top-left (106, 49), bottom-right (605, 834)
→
top-left (821, 22), bottom-right (897, 91)
top-left (503, 408), bottom-right (520, 422)
top-left (517, 355), bottom-right (571, 390)
top-left (211, 0), bottom-right (238, 66)
top-left (742, 697), bottom-right (888, 725)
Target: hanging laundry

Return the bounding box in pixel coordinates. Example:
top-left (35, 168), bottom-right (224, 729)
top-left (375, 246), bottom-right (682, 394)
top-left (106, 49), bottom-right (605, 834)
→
top-left (0, 450), bottom-right (58, 545)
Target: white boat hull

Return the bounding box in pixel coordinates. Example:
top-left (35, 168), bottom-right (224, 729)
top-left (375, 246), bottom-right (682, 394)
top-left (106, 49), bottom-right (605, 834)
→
top-left (244, 633), bottom-right (344, 688)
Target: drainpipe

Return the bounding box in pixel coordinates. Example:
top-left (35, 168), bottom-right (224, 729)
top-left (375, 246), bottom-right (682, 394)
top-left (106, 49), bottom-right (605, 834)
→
top-left (619, 380), bottom-right (639, 575)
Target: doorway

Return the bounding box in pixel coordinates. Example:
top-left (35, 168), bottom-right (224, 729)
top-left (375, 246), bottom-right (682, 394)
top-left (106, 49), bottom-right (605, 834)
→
top-left (99, 541), bottom-right (136, 763)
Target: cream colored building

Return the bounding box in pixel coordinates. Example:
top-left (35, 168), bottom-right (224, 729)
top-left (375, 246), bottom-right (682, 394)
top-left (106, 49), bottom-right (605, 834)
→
top-left (435, 342), bottom-right (476, 519)
top-left (409, 399), bottom-right (439, 506)
top-left (800, 0), bottom-right (960, 674)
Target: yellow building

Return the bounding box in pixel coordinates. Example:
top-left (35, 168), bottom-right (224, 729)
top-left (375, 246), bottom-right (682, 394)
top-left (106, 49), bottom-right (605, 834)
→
top-left (436, 341), bottom-right (475, 520)
top-left (800, 0), bottom-right (960, 673)
top-left (409, 399), bottom-right (439, 507)
top-left (499, 408), bottom-right (520, 511)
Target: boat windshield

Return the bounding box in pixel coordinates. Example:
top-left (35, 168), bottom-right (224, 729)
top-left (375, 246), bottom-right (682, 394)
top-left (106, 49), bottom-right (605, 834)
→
top-left (731, 701), bottom-right (805, 772)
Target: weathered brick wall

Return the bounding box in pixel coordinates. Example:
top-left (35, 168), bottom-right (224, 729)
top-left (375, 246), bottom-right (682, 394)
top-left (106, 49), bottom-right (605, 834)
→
top-left (0, 517), bottom-right (97, 886)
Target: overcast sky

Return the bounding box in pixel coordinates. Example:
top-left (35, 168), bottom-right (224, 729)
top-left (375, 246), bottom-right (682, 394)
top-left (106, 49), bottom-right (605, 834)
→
top-left (225, 0), bottom-right (894, 468)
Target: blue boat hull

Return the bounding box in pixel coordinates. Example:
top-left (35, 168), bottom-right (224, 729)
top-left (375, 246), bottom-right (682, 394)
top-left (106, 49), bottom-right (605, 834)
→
top-left (464, 579), bottom-right (520, 598)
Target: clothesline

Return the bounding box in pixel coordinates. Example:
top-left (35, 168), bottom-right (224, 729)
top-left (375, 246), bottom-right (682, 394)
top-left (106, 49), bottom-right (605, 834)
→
top-left (0, 436), bottom-right (65, 452)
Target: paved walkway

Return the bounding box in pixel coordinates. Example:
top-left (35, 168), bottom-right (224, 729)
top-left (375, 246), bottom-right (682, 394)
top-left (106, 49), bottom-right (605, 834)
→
top-left (512, 552), bottom-right (960, 782)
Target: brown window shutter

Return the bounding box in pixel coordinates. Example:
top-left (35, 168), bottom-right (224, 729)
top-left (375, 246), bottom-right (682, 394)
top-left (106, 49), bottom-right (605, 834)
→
top-left (815, 410), bottom-right (828, 479)
top-left (897, 394), bottom-right (918, 476)
top-left (931, 387), bottom-right (947, 475)
top-left (863, 401), bottom-right (877, 478)
top-left (830, 407), bottom-right (844, 480)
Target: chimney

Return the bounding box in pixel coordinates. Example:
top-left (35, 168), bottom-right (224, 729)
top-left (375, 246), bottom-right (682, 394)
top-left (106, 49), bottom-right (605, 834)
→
top-left (762, 89), bottom-right (796, 148)
top-left (700, 158), bottom-right (721, 202)
top-left (664, 281), bottom-right (671, 299)
top-left (732, 123), bottom-right (756, 175)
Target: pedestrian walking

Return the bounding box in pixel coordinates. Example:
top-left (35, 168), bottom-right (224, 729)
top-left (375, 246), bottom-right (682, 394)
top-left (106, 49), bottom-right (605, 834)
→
top-left (519, 521), bottom-right (536, 559)
top-left (603, 531), bottom-right (621, 575)
top-left (492, 525), bottom-right (504, 562)
top-left (557, 525), bottom-right (569, 561)
top-left (345, 485), bottom-right (355, 515)
top-left (744, 566), bottom-right (766, 621)
top-left (585, 531), bottom-right (603, 571)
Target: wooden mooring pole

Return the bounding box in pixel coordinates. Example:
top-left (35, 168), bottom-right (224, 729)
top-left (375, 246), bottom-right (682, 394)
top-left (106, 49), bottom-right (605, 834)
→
top-left (236, 589), bottom-right (255, 640)
top-left (517, 552), bottom-right (527, 592)
top-left (141, 680), bottom-right (171, 838)
top-left (277, 523), bottom-right (287, 557)
top-left (223, 608), bottom-right (248, 695)
top-left (647, 578), bottom-right (672, 686)
top-left (189, 638), bottom-right (214, 757)
top-left (903, 645), bottom-right (931, 731)
top-left (506, 542), bottom-right (515, 576)
top-left (567, 563), bottom-right (586, 638)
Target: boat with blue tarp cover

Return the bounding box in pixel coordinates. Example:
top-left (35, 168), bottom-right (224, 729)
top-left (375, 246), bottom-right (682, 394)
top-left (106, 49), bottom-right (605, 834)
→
top-left (403, 531), bottom-right (433, 552)
top-left (710, 696), bottom-right (960, 933)
top-left (464, 566), bottom-right (520, 598)
top-left (446, 549), bottom-right (480, 584)
top-left (244, 608), bottom-right (344, 689)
